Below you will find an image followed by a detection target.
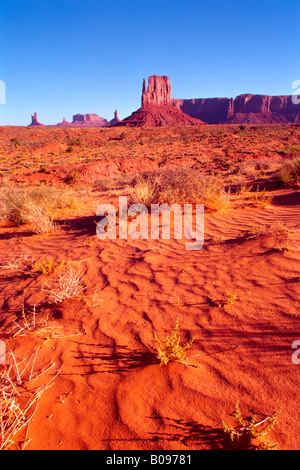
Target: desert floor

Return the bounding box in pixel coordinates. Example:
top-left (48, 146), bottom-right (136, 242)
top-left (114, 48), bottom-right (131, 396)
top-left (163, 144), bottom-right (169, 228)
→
top-left (0, 124), bottom-right (299, 450)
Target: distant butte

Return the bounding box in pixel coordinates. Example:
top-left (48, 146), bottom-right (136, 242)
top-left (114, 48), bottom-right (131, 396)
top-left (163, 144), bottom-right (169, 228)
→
top-left (107, 110), bottom-right (121, 126)
top-left (71, 113), bottom-right (108, 127)
top-left (115, 75), bottom-right (204, 127)
top-left (55, 111), bottom-right (120, 127)
top-left (27, 76), bottom-right (300, 127)
top-left (28, 112), bottom-right (44, 127)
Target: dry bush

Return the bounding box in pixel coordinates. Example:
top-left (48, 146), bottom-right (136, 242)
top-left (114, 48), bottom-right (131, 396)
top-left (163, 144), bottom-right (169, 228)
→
top-left (248, 185), bottom-right (273, 207)
top-left (0, 350), bottom-right (59, 449)
top-left (0, 251), bottom-right (33, 272)
top-left (0, 183), bottom-right (78, 233)
top-left (12, 303), bottom-right (60, 339)
top-left (42, 264), bottom-right (85, 303)
top-left (245, 221), bottom-right (289, 239)
top-left (129, 167), bottom-right (230, 211)
top-left (25, 204), bottom-right (57, 234)
top-left (276, 157), bottom-right (300, 185)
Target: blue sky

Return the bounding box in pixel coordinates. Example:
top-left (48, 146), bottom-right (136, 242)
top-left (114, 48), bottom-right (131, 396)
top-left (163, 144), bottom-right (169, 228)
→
top-left (0, 0), bottom-right (299, 125)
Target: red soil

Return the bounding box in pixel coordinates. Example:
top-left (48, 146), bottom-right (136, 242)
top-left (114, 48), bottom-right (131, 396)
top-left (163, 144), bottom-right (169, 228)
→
top-left (0, 125), bottom-right (299, 450)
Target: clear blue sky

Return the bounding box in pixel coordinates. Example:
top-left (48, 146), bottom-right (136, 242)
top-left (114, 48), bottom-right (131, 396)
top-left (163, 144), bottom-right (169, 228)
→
top-left (0, 0), bottom-right (299, 125)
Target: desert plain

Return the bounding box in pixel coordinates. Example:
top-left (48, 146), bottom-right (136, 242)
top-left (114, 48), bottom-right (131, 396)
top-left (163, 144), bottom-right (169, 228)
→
top-left (0, 123), bottom-right (299, 450)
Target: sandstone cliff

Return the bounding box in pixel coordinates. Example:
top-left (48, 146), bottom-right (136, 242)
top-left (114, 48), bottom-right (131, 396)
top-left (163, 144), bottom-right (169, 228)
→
top-left (173, 93), bottom-right (300, 124)
top-left (141, 75), bottom-right (172, 107)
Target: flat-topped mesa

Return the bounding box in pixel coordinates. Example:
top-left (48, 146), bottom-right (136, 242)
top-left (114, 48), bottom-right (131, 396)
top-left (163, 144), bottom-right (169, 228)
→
top-left (71, 113), bottom-right (108, 127)
top-left (173, 93), bottom-right (300, 124)
top-left (141, 75), bottom-right (172, 107)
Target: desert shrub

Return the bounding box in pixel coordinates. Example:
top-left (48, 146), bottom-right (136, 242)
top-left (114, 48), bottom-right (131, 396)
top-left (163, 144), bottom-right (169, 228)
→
top-left (146, 318), bottom-right (195, 366)
top-left (0, 183), bottom-right (77, 232)
top-left (222, 402), bottom-right (281, 450)
top-left (129, 167), bottom-right (230, 211)
top-left (29, 185), bottom-right (77, 210)
top-left (93, 178), bottom-right (113, 191)
top-left (276, 157), bottom-right (300, 185)
top-left (10, 137), bottom-right (21, 147)
top-left (0, 349), bottom-right (60, 450)
top-left (63, 169), bottom-right (81, 185)
top-left (248, 185), bottom-right (273, 206)
top-left (31, 256), bottom-right (64, 274)
top-left (118, 131), bottom-right (127, 141)
top-left (42, 264), bottom-right (85, 303)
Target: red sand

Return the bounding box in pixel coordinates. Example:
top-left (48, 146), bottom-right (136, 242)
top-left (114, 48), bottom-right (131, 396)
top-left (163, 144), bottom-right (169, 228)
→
top-left (0, 125), bottom-right (299, 450)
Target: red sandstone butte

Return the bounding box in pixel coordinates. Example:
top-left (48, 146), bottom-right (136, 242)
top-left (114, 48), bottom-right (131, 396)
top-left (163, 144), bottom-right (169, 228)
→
top-left (141, 75), bottom-right (172, 107)
top-left (28, 112), bottom-right (45, 127)
top-left (115, 75), bottom-right (204, 127)
top-left (106, 110), bottom-right (121, 126)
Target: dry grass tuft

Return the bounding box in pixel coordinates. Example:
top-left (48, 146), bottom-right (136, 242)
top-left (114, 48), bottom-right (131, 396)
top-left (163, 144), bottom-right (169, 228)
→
top-left (276, 157), bottom-right (300, 185)
top-left (0, 183), bottom-right (78, 233)
top-left (248, 185), bottom-right (273, 207)
top-left (0, 350), bottom-right (59, 449)
top-left (42, 264), bottom-right (85, 303)
top-left (129, 167), bottom-right (230, 211)
top-left (0, 251), bottom-right (33, 273)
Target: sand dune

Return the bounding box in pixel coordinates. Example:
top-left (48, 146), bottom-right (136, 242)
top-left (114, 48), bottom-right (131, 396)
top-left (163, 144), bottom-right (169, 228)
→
top-left (0, 125), bottom-right (299, 450)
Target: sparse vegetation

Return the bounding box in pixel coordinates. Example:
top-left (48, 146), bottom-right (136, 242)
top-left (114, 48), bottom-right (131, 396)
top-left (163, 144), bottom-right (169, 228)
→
top-left (0, 350), bottom-right (59, 450)
top-left (277, 157), bottom-right (300, 185)
top-left (42, 263), bottom-right (85, 303)
top-left (129, 167), bottom-right (230, 211)
top-left (63, 169), bottom-right (81, 185)
top-left (248, 185), bottom-right (273, 206)
top-left (245, 221), bottom-right (289, 239)
top-left (10, 137), bottom-right (21, 148)
top-left (147, 318), bottom-right (198, 367)
top-left (31, 256), bottom-right (64, 274)
top-left (0, 183), bottom-right (78, 232)
top-left (222, 402), bottom-right (281, 450)
top-left (226, 291), bottom-right (237, 305)
top-left (0, 124), bottom-right (298, 450)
